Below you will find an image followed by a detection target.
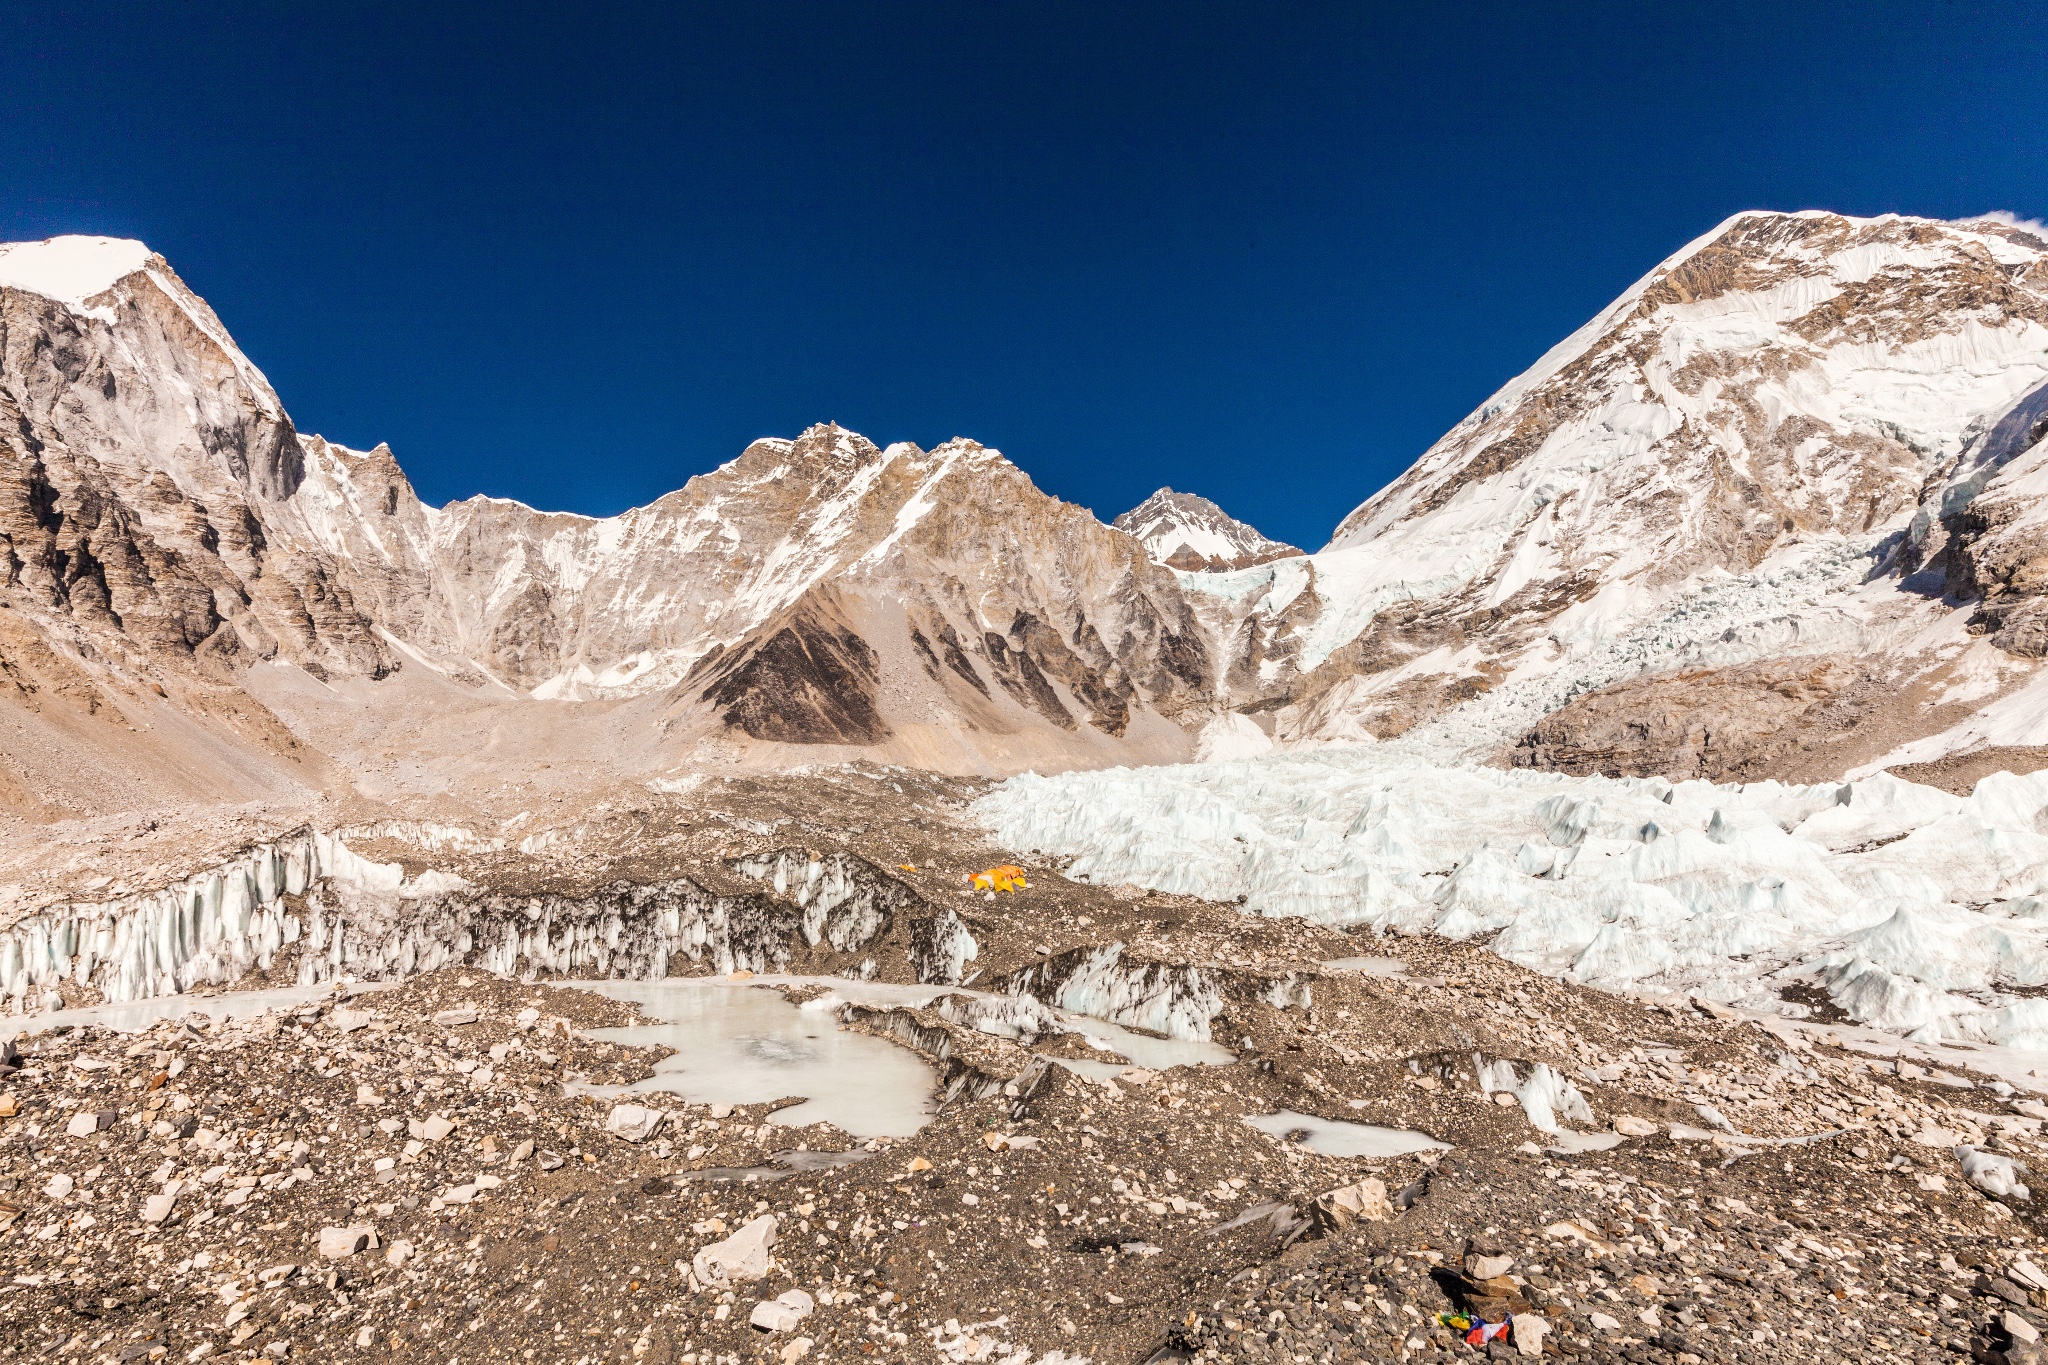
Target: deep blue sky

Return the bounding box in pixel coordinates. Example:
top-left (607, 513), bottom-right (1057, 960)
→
top-left (5, 4), bottom-right (2045, 548)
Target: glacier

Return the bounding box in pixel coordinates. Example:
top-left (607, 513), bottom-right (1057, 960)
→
top-left (974, 749), bottom-right (2048, 1052)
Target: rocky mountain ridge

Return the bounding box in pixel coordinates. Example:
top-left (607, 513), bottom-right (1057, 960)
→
top-left (1189, 210), bottom-right (2048, 782)
top-left (0, 237), bottom-right (1228, 825)
top-left (9, 213), bottom-right (2048, 832)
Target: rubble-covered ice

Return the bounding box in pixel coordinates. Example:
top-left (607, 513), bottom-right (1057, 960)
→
top-left (975, 751), bottom-right (2048, 1050)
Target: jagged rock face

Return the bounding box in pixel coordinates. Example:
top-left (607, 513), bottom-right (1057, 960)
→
top-left (1197, 211), bottom-right (2048, 748)
top-left (16, 216), bottom-right (2048, 812)
top-left (0, 236), bottom-right (1217, 806)
top-left (0, 248), bottom-right (394, 685)
top-left (1112, 488), bottom-right (1299, 572)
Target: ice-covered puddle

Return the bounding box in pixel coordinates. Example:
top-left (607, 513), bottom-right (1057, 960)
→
top-left (1320, 956), bottom-right (1407, 977)
top-left (976, 751), bottom-right (2048, 1053)
top-left (725, 974), bottom-right (1234, 1074)
top-left (564, 979), bottom-right (937, 1137)
top-left (1243, 1110), bottom-right (1449, 1158)
top-left (0, 982), bottom-right (392, 1040)
top-left (563, 974), bottom-right (1234, 1135)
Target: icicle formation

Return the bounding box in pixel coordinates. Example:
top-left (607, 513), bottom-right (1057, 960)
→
top-left (2, 836), bottom-right (973, 1013)
top-left (1005, 942), bottom-right (1225, 1041)
top-left (0, 832), bottom-right (335, 1010)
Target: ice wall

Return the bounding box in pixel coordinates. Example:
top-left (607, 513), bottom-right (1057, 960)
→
top-left (976, 751), bottom-right (2048, 1050)
top-left (0, 831), bottom-right (451, 1011)
top-left (3, 835), bottom-right (978, 1013)
top-left (1004, 942), bottom-right (1227, 1042)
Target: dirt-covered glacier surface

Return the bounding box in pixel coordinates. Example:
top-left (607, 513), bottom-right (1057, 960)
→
top-left (7, 766), bottom-right (2048, 1365)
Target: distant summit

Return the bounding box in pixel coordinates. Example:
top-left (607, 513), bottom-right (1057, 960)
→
top-left (1113, 488), bottom-right (1301, 572)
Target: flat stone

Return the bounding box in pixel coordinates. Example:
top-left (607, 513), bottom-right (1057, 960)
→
top-left (317, 1226), bottom-right (373, 1259)
top-left (1468, 1254), bottom-right (1513, 1281)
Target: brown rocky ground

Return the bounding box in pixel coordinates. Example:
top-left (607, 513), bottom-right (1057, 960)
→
top-left (9, 771), bottom-right (2048, 1365)
top-left (1500, 651), bottom-right (2048, 791)
top-left (8, 927), bottom-right (2048, 1365)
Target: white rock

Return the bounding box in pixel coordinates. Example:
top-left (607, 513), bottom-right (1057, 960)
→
top-left (65, 1113), bottom-right (98, 1138)
top-left (2007, 1311), bottom-right (2041, 1345)
top-left (515, 1008), bottom-right (540, 1031)
top-left (433, 1008), bottom-right (479, 1027)
top-left (42, 1173), bottom-right (74, 1198)
top-left (694, 1213), bottom-right (778, 1283)
top-left (2012, 1259), bottom-right (2048, 1293)
top-left (606, 1104), bottom-right (665, 1143)
top-left (1317, 1178), bottom-right (1392, 1226)
top-left (750, 1301), bottom-right (803, 1333)
top-left (1589, 1312), bottom-right (1621, 1333)
top-left (1612, 1115), bottom-right (1658, 1137)
top-left (1958, 1145), bottom-right (2032, 1201)
top-left (384, 1239), bottom-right (414, 1267)
top-left (329, 1010), bottom-right (371, 1034)
top-left (318, 1226), bottom-right (374, 1259)
top-left (421, 1114), bottom-right (456, 1142)
top-left (1468, 1254), bottom-right (1513, 1281)
top-left (142, 1186), bottom-right (179, 1224)
top-left (1513, 1312), bottom-right (1548, 1356)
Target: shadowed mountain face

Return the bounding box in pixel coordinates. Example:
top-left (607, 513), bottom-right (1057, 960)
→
top-left (10, 213), bottom-right (2048, 827)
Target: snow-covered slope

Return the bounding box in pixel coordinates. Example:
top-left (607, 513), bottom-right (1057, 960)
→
top-left (1199, 212), bottom-right (2048, 769)
top-left (1112, 488), bottom-right (1299, 572)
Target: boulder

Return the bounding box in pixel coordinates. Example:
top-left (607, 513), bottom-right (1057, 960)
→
top-left (693, 1214), bottom-right (778, 1284)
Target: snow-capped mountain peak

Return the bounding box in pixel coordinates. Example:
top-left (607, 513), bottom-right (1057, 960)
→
top-left (0, 235), bottom-right (155, 313)
top-left (1113, 487), bottom-right (1300, 572)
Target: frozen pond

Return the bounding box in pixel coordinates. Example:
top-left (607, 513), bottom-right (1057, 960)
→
top-left (1243, 1109), bottom-right (1449, 1158)
top-left (565, 978), bottom-right (938, 1137)
top-left (1320, 957), bottom-right (1407, 977)
top-left (563, 974), bottom-right (1237, 1135)
top-left (727, 974), bottom-right (1235, 1073)
top-left (0, 982), bottom-right (393, 1040)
